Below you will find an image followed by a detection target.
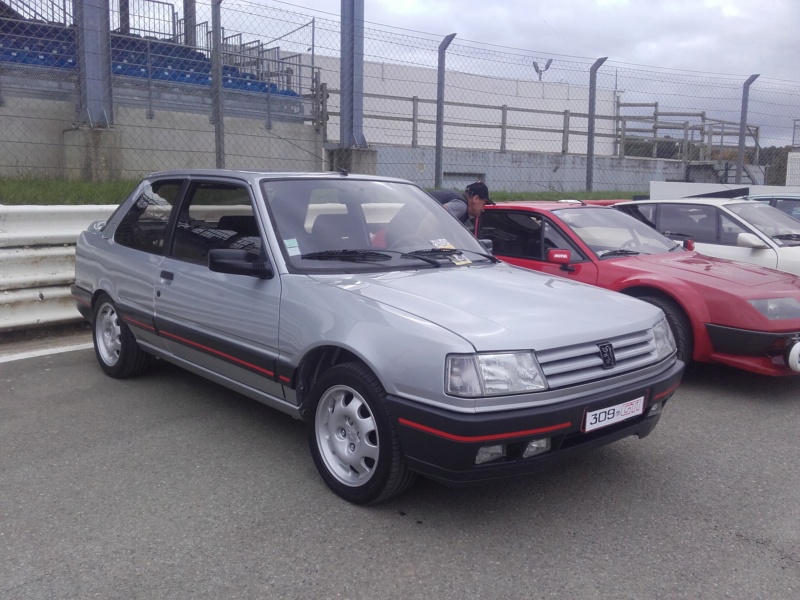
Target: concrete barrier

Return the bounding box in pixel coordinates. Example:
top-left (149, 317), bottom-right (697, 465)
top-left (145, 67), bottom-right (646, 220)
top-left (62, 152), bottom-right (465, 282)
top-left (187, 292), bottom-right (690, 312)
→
top-left (0, 205), bottom-right (116, 332)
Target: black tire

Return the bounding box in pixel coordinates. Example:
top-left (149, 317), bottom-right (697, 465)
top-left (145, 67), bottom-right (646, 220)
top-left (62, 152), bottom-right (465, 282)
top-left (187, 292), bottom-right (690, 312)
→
top-left (638, 294), bottom-right (693, 363)
top-left (92, 294), bottom-right (151, 378)
top-left (306, 362), bottom-right (416, 504)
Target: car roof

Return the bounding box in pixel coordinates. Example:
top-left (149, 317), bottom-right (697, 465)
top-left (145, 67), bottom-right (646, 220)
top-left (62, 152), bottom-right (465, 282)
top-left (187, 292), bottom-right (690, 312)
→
top-left (485, 200), bottom-right (607, 213)
top-left (618, 197), bottom-right (751, 207)
top-left (740, 193), bottom-right (800, 200)
top-left (144, 169), bottom-right (415, 186)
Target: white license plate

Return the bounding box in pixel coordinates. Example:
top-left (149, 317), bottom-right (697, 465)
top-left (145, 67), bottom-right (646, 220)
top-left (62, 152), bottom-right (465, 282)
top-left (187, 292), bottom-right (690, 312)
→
top-left (584, 396), bottom-right (645, 432)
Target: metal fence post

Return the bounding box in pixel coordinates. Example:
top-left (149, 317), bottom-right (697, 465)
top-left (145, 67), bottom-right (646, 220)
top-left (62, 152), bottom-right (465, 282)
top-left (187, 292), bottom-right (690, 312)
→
top-left (586, 57), bottom-right (607, 192)
top-left (735, 74), bottom-right (759, 184)
top-left (435, 33), bottom-right (456, 189)
top-left (74, 0), bottom-right (113, 128)
top-left (211, 0), bottom-right (225, 169)
top-left (340, 0), bottom-right (367, 149)
top-left (562, 110), bottom-right (571, 154)
top-left (652, 102), bottom-right (659, 158)
top-left (500, 105), bottom-right (507, 153)
top-left (411, 96), bottom-right (419, 148)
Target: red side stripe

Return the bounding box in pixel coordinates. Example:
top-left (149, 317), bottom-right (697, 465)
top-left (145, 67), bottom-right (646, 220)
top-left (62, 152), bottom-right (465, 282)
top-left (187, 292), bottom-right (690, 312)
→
top-left (124, 317), bottom-right (156, 332)
top-left (398, 418), bottom-right (572, 443)
top-left (160, 330), bottom-right (275, 377)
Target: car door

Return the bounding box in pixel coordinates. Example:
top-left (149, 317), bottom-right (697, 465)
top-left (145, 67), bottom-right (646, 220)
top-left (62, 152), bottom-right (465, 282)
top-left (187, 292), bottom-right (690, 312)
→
top-left (631, 203), bottom-right (780, 270)
top-left (477, 210), bottom-right (599, 284)
top-left (106, 178), bottom-right (185, 352)
top-left (154, 178), bottom-right (285, 400)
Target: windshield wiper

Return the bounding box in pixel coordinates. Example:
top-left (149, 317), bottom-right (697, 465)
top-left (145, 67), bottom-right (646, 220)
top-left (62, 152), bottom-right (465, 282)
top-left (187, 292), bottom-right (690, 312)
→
top-left (598, 249), bottom-right (641, 257)
top-left (301, 249), bottom-right (393, 262)
top-left (771, 233), bottom-right (800, 241)
top-left (402, 247), bottom-right (500, 263)
top-left (300, 248), bottom-right (443, 267)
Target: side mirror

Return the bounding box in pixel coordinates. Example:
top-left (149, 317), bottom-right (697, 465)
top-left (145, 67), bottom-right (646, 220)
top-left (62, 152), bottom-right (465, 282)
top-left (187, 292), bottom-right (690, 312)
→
top-left (547, 248), bottom-right (571, 264)
top-left (478, 238), bottom-right (494, 254)
top-left (737, 232), bottom-right (769, 249)
top-left (547, 248), bottom-right (575, 271)
top-left (209, 248), bottom-right (273, 279)
top-left (683, 239), bottom-right (695, 251)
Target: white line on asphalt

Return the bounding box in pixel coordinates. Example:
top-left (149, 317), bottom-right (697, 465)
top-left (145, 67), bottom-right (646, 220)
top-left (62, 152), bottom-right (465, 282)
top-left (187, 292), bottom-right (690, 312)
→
top-left (0, 342), bottom-right (94, 363)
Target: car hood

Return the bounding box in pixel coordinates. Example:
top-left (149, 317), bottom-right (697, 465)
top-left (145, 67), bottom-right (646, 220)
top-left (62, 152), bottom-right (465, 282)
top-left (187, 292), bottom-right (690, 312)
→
top-left (309, 263), bottom-right (661, 352)
top-left (632, 252), bottom-right (800, 288)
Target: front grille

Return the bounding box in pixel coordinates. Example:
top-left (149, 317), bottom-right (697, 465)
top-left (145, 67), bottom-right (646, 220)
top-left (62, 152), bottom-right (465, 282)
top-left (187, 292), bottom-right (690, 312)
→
top-left (536, 328), bottom-right (659, 389)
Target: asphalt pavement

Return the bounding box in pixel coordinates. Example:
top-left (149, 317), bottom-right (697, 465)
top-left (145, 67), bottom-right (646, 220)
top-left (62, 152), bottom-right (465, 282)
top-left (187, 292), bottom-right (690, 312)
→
top-left (1, 337), bottom-right (798, 600)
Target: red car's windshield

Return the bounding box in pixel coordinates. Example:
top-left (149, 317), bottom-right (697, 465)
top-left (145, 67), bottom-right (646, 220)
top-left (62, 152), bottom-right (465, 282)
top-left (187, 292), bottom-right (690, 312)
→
top-left (553, 207), bottom-right (679, 257)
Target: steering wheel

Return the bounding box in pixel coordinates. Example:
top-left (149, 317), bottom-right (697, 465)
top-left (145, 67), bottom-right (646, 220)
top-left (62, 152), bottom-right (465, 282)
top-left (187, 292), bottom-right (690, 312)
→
top-left (620, 238), bottom-right (638, 249)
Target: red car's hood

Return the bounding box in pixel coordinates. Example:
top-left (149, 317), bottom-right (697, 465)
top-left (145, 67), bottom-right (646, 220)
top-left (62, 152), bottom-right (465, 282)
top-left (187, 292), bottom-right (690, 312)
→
top-left (632, 252), bottom-right (799, 288)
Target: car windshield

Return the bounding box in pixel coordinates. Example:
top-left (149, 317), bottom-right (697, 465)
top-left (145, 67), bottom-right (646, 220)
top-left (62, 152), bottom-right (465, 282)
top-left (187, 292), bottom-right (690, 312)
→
top-left (553, 206), bottom-right (678, 257)
top-left (261, 178), bottom-right (491, 271)
top-left (727, 202), bottom-right (800, 246)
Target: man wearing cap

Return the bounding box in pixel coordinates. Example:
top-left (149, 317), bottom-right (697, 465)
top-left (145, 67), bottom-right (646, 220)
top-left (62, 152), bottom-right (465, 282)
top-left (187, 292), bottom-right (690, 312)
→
top-left (429, 182), bottom-right (494, 230)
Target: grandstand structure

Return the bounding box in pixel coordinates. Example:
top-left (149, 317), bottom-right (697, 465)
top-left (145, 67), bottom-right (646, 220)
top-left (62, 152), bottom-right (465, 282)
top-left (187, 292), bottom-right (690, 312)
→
top-left (0, 0), bottom-right (322, 179)
top-left (0, 1), bottom-right (311, 108)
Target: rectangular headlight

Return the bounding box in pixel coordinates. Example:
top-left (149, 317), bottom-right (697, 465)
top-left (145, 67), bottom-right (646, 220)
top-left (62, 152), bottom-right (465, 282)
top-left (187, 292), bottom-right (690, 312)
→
top-left (652, 317), bottom-right (676, 361)
top-left (749, 297), bottom-right (800, 320)
top-left (446, 352), bottom-right (547, 397)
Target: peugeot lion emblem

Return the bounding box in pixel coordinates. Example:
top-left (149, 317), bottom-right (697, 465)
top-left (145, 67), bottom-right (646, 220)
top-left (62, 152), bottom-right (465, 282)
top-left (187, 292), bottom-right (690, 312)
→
top-left (597, 342), bottom-right (616, 369)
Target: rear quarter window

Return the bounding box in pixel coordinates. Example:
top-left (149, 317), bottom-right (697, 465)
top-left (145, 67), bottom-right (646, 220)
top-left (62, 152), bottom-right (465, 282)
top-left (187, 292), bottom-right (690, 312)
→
top-left (114, 180), bottom-right (182, 254)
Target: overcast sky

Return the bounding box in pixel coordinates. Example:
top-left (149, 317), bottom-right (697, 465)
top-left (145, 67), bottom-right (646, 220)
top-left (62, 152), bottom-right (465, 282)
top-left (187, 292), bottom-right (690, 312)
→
top-left (271, 0), bottom-right (799, 83)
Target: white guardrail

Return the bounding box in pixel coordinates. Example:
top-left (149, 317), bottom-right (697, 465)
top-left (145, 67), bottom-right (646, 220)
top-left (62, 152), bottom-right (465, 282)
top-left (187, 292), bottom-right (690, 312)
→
top-left (0, 205), bottom-right (117, 332)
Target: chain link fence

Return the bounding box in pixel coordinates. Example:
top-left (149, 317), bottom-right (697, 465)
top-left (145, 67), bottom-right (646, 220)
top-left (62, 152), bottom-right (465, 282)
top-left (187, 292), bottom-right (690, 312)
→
top-left (0, 0), bottom-right (798, 194)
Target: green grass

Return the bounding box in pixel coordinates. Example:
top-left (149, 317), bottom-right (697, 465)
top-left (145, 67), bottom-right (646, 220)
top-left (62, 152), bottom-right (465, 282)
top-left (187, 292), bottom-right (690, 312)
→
top-left (0, 179), bottom-right (139, 205)
top-left (0, 178), bottom-right (642, 205)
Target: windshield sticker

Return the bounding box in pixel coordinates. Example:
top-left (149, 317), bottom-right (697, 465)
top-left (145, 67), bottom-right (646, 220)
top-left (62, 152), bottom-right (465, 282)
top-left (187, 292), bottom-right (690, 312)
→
top-left (430, 238), bottom-right (455, 249)
top-left (285, 238), bottom-right (301, 256)
top-left (449, 253), bottom-right (472, 266)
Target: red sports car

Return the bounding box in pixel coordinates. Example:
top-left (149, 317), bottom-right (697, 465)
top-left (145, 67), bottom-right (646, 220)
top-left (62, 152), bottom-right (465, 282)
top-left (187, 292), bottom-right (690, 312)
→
top-left (476, 201), bottom-right (800, 376)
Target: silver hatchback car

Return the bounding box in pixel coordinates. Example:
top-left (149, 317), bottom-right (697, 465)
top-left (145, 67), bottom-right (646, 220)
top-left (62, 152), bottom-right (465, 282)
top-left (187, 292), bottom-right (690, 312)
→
top-left (72, 170), bottom-right (683, 504)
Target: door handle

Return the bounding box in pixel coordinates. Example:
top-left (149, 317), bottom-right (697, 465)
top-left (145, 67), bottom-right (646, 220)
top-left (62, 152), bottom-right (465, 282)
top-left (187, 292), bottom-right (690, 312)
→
top-left (160, 270), bottom-right (174, 281)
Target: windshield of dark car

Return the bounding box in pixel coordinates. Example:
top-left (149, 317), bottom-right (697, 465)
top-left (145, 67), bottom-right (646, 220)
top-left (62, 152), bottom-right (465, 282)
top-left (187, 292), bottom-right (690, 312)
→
top-left (553, 206), bottom-right (678, 256)
top-left (727, 202), bottom-right (800, 245)
top-left (261, 178), bottom-right (490, 271)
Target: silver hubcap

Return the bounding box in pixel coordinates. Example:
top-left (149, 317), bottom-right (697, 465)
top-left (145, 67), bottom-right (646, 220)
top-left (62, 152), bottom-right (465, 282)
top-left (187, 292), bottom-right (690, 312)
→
top-left (315, 385), bottom-right (379, 487)
top-left (95, 303), bottom-right (122, 367)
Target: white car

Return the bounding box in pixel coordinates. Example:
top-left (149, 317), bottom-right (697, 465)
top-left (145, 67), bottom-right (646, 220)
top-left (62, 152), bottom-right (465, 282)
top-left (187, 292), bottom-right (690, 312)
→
top-left (740, 193), bottom-right (800, 220)
top-left (616, 197), bottom-right (800, 275)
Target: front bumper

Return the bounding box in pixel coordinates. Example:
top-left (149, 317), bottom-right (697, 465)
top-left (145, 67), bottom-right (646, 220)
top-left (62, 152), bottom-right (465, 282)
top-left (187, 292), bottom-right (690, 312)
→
top-left (387, 359), bottom-right (684, 486)
top-left (706, 323), bottom-right (800, 376)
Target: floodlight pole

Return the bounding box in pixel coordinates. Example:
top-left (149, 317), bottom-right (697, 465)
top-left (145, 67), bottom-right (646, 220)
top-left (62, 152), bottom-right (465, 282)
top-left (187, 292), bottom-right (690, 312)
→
top-left (435, 33), bottom-right (456, 189)
top-left (586, 57), bottom-right (607, 192)
top-left (211, 0), bottom-right (224, 168)
top-left (735, 74), bottom-right (759, 185)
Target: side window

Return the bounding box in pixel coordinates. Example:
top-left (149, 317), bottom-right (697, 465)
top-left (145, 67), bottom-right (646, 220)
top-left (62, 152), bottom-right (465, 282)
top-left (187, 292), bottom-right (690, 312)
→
top-left (477, 211), bottom-right (547, 259)
top-left (719, 213), bottom-right (749, 246)
top-left (170, 183), bottom-right (260, 265)
top-left (775, 199), bottom-right (800, 219)
top-left (543, 222), bottom-right (580, 255)
top-left (617, 204), bottom-right (656, 228)
top-left (114, 180), bottom-right (182, 254)
top-left (658, 204), bottom-right (716, 243)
